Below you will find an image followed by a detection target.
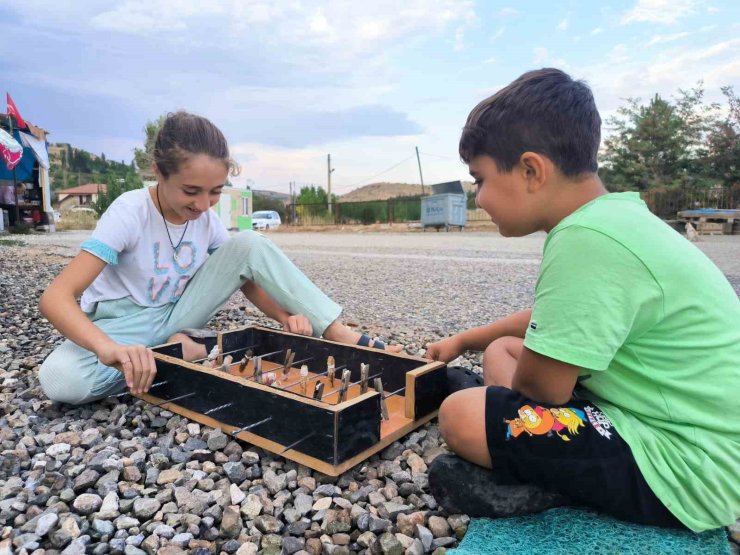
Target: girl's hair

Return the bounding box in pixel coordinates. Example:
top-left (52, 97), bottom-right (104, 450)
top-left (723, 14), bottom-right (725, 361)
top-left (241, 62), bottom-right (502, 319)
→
top-left (153, 111), bottom-right (239, 179)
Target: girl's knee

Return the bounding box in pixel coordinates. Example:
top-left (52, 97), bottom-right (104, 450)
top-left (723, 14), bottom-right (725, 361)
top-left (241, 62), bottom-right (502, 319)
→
top-left (230, 230), bottom-right (268, 253)
top-left (38, 357), bottom-right (94, 405)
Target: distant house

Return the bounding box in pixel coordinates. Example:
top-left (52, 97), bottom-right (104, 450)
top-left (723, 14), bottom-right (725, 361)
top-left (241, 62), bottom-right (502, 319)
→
top-left (57, 183), bottom-right (106, 211)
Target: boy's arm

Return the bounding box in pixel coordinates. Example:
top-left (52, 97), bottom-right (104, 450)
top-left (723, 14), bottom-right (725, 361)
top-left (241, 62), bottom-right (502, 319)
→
top-left (512, 347), bottom-right (580, 405)
top-left (426, 309), bottom-right (532, 362)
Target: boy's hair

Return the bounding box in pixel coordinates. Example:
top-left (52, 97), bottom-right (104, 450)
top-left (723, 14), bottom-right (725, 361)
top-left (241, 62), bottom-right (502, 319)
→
top-left (459, 68), bottom-right (601, 177)
top-left (154, 111), bottom-right (239, 179)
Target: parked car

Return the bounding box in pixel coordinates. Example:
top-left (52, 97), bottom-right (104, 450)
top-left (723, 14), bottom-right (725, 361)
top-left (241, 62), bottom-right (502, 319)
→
top-left (252, 210), bottom-right (282, 230)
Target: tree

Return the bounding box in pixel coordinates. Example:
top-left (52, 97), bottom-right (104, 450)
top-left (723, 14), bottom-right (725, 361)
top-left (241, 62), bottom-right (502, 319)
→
top-left (704, 87), bottom-right (740, 188)
top-left (91, 172), bottom-right (143, 217)
top-left (133, 115), bottom-right (166, 179)
top-left (600, 85), bottom-right (715, 190)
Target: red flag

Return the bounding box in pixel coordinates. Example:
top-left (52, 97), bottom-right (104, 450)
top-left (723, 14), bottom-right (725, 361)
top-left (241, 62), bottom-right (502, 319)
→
top-left (0, 128), bottom-right (23, 170)
top-left (6, 93), bottom-right (27, 129)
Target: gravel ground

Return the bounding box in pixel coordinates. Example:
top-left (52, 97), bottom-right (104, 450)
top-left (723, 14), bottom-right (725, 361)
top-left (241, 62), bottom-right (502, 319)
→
top-left (1, 230), bottom-right (739, 555)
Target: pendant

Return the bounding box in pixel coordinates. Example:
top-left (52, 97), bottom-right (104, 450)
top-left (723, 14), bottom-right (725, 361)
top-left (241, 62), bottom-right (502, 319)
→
top-left (173, 250), bottom-right (180, 263)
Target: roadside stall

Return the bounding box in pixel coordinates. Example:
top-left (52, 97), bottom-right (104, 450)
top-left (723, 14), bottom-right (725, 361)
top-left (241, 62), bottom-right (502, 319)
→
top-left (0, 95), bottom-right (55, 232)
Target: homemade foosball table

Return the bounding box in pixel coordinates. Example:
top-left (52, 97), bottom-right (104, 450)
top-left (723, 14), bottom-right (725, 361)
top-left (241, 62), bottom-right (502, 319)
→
top-left (139, 326), bottom-right (447, 475)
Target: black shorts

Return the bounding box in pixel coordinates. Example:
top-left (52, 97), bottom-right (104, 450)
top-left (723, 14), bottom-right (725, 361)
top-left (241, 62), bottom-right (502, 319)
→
top-left (485, 386), bottom-right (685, 529)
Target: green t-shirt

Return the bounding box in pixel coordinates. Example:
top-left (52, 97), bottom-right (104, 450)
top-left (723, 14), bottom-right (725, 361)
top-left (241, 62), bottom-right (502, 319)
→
top-left (523, 192), bottom-right (740, 532)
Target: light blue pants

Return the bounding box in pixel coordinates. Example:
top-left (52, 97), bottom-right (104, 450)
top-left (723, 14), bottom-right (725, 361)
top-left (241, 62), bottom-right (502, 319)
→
top-left (38, 231), bottom-right (342, 405)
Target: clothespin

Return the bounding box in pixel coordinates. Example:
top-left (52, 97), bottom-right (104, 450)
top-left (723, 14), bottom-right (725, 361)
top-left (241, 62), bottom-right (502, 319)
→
top-left (219, 355), bottom-right (233, 373)
top-left (238, 349), bottom-right (253, 373)
top-left (360, 363), bottom-right (370, 394)
top-left (327, 356), bottom-right (336, 387)
top-left (374, 378), bottom-right (390, 420)
top-left (282, 349), bottom-right (295, 377)
top-left (253, 357), bottom-right (263, 384)
top-left (313, 382), bottom-right (324, 400)
top-left (206, 345), bottom-right (220, 368)
top-left (263, 371), bottom-right (278, 386)
top-left (338, 369), bottom-right (351, 403)
top-left (299, 364), bottom-right (309, 395)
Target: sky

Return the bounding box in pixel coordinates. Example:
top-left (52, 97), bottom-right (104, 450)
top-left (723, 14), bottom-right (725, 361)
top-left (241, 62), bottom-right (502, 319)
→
top-left (2, 0), bottom-right (739, 195)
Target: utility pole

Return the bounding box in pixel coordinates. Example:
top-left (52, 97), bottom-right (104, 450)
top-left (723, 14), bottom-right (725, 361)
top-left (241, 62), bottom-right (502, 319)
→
top-left (415, 146), bottom-right (425, 195)
top-left (327, 154), bottom-right (335, 215)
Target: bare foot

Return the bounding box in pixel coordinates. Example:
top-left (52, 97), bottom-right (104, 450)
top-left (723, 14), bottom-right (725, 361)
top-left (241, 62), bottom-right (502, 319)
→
top-left (323, 322), bottom-right (404, 353)
top-left (168, 333), bottom-right (207, 361)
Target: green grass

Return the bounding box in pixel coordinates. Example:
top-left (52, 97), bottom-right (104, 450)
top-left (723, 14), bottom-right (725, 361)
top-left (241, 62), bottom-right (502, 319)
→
top-left (0, 238), bottom-right (26, 247)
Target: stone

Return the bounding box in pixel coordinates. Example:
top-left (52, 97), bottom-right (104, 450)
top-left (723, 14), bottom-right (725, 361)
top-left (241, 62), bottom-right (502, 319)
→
top-left (220, 506), bottom-right (242, 538)
top-left (98, 491), bottom-right (120, 519)
top-left (235, 542), bottom-right (258, 555)
top-left (223, 462), bottom-right (247, 484)
top-left (407, 538), bottom-right (424, 555)
top-left (264, 469), bottom-right (288, 494)
top-left (377, 502), bottom-right (410, 521)
top-left (122, 466), bottom-right (142, 482)
top-left (357, 531), bottom-right (376, 548)
top-left (414, 525), bottom-right (433, 552)
top-left (230, 483), bottom-right (246, 505)
top-left (406, 453), bottom-right (427, 475)
top-left (206, 430), bottom-right (228, 451)
top-left (170, 532), bottom-right (193, 547)
top-left (34, 512), bottom-right (59, 537)
top-left (377, 532), bottom-right (403, 555)
top-left (154, 524), bottom-right (175, 538)
top-left (133, 498), bottom-right (161, 520)
top-left (92, 519), bottom-right (115, 536)
top-left (156, 468), bottom-right (182, 485)
top-left (282, 536), bottom-right (305, 555)
top-left (255, 514), bottom-right (283, 534)
top-left (46, 443), bottom-right (71, 457)
top-left (294, 492), bottom-right (313, 516)
top-left (73, 468), bottom-right (101, 492)
top-left (396, 512), bottom-right (425, 536)
top-left (427, 516), bottom-right (450, 538)
top-left (141, 534), bottom-right (159, 554)
top-left (312, 497), bottom-right (332, 512)
top-left (241, 494), bottom-right (263, 519)
top-left (73, 493), bottom-right (103, 515)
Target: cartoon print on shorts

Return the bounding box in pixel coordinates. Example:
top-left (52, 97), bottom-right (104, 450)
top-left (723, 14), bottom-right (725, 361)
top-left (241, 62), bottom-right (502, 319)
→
top-left (505, 404), bottom-right (586, 441)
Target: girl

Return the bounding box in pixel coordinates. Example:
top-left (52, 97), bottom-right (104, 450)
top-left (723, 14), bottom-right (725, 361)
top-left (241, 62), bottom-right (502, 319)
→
top-left (39, 111), bottom-right (396, 405)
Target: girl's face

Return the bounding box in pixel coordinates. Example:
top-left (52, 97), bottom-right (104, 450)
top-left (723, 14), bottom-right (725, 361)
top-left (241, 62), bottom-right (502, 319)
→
top-left (155, 154), bottom-right (228, 224)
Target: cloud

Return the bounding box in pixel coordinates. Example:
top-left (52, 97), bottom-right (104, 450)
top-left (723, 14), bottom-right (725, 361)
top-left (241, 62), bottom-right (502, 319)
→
top-left (591, 27), bottom-right (604, 35)
top-left (533, 47), bottom-right (549, 64)
top-left (489, 26), bottom-right (506, 42)
top-left (621, 0), bottom-right (698, 25)
top-left (499, 8), bottom-right (519, 17)
top-left (483, 56), bottom-right (497, 64)
top-left (646, 31), bottom-right (692, 47)
top-left (557, 17), bottom-right (570, 31)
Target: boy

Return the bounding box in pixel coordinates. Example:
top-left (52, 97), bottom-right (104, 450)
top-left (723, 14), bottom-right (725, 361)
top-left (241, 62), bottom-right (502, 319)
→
top-left (427, 68), bottom-right (739, 532)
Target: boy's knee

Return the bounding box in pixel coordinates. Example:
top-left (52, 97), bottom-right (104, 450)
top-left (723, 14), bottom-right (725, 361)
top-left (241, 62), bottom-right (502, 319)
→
top-left (439, 393), bottom-right (470, 453)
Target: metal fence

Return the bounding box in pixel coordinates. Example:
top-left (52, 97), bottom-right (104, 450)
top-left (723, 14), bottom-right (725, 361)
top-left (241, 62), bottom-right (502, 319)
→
top-left (284, 197), bottom-right (490, 226)
top-left (282, 186), bottom-right (738, 226)
top-left (640, 186), bottom-right (738, 220)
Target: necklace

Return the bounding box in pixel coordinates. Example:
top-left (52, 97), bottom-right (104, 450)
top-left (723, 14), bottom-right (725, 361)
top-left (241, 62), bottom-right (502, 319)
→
top-left (156, 185), bottom-right (189, 263)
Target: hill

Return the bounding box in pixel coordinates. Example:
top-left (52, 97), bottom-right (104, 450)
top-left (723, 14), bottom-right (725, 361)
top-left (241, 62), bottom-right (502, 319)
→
top-left (252, 189), bottom-right (290, 202)
top-left (338, 181), bottom-right (475, 203)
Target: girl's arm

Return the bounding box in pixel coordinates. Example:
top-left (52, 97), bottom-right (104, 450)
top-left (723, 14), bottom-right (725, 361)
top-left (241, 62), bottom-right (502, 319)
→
top-left (240, 280), bottom-right (313, 335)
top-left (39, 252), bottom-right (156, 394)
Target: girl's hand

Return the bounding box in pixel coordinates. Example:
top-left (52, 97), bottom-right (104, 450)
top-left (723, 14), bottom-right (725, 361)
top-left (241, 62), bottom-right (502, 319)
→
top-left (282, 314), bottom-right (313, 336)
top-left (97, 342), bottom-right (157, 394)
top-left (426, 335), bottom-right (465, 363)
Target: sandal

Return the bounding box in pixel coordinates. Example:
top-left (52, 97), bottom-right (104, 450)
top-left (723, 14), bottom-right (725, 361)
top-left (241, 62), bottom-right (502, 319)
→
top-left (446, 366), bottom-right (484, 395)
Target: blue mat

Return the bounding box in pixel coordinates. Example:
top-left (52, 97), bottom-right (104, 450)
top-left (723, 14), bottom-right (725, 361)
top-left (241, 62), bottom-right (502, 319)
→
top-left (449, 508), bottom-right (730, 555)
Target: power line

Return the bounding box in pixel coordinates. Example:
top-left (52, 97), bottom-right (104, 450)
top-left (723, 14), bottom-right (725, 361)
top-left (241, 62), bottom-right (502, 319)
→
top-left (335, 155), bottom-right (415, 192)
top-left (419, 150), bottom-right (459, 161)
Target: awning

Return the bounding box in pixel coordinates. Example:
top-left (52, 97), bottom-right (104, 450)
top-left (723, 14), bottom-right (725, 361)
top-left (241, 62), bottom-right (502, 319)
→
top-left (19, 131), bottom-right (50, 168)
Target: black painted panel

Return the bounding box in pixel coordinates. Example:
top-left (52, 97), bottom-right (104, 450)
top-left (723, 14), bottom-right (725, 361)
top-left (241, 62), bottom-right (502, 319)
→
top-left (152, 343), bottom-right (184, 359)
top-left (151, 358), bottom-right (336, 462)
top-left (413, 366), bottom-right (447, 419)
top-left (336, 394), bottom-right (381, 463)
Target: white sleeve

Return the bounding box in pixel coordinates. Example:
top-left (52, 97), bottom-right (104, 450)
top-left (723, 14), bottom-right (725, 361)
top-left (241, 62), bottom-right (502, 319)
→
top-left (208, 210), bottom-right (231, 253)
top-left (80, 198), bottom-right (136, 265)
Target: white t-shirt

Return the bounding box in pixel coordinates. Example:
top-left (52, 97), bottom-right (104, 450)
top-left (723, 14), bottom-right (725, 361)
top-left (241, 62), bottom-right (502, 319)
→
top-left (79, 187), bottom-right (230, 312)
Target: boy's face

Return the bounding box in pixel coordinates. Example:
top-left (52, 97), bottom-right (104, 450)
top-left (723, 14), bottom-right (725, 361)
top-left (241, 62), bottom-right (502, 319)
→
top-left (469, 155), bottom-right (541, 237)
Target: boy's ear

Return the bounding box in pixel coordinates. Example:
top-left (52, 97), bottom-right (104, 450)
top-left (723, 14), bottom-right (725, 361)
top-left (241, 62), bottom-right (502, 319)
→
top-left (519, 152), bottom-right (548, 193)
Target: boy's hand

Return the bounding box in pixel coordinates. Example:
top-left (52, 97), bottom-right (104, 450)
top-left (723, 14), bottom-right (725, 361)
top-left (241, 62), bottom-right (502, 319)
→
top-left (282, 314), bottom-right (313, 336)
top-left (97, 342), bottom-right (157, 395)
top-left (426, 335), bottom-right (465, 363)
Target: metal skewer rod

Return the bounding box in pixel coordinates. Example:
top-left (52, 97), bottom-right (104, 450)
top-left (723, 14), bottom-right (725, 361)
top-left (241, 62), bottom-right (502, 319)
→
top-left (230, 416), bottom-right (273, 436)
top-left (384, 386), bottom-right (406, 399)
top-left (203, 402), bottom-right (235, 415)
top-left (150, 392), bottom-right (196, 408)
top-left (109, 380), bottom-right (169, 399)
top-left (288, 355), bottom-right (314, 367)
top-left (279, 431), bottom-right (316, 455)
top-left (321, 372), bottom-right (383, 400)
top-left (191, 343), bottom-right (259, 364)
top-left (281, 364), bottom-right (347, 389)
